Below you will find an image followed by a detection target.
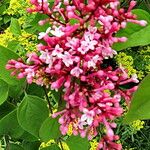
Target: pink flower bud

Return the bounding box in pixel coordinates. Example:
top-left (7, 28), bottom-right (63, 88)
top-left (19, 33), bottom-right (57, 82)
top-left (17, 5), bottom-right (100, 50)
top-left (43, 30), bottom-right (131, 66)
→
top-left (139, 20), bottom-right (147, 26)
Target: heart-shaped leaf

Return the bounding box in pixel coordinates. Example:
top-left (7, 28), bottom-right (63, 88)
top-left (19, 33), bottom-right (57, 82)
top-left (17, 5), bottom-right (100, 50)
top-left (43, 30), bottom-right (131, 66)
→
top-left (39, 117), bottom-right (60, 142)
top-left (124, 74), bottom-right (150, 123)
top-left (17, 95), bottom-right (49, 138)
top-left (0, 79), bottom-right (9, 105)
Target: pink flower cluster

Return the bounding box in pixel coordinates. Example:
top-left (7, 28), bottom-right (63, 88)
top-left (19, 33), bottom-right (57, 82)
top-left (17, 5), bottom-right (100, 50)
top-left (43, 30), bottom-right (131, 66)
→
top-left (6, 0), bottom-right (146, 149)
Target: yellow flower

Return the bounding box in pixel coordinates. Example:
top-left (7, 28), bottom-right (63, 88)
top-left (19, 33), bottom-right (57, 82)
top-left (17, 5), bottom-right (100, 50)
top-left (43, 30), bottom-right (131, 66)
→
top-left (90, 139), bottom-right (99, 150)
top-left (131, 120), bottom-right (144, 131)
top-left (40, 139), bottom-right (70, 150)
top-left (58, 142), bottom-right (70, 150)
top-left (18, 30), bottom-right (37, 54)
top-left (5, 0), bottom-right (31, 15)
top-left (40, 139), bottom-right (55, 148)
top-left (67, 123), bottom-right (73, 136)
top-left (6, 0), bottom-right (22, 15)
top-left (0, 28), bottom-right (15, 47)
top-left (137, 71), bottom-right (145, 80)
top-left (116, 52), bottom-right (136, 76)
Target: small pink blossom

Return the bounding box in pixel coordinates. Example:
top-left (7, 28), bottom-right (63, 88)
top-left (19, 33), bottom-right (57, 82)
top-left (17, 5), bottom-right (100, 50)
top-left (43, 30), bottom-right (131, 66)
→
top-left (87, 55), bottom-right (100, 68)
top-left (70, 67), bottom-right (83, 77)
top-left (38, 27), bottom-right (51, 39)
top-left (61, 51), bottom-right (73, 67)
top-left (50, 26), bottom-right (64, 37)
top-left (80, 108), bottom-right (95, 126)
top-left (25, 68), bottom-right (35, 84)
top-left (78, 32), bottom-right (98, 54)
top-left (65, 37), bottom-right (80, 50)
top-left (52, 44), bottom-right (63, 58)
top-left (39, 50), bottom-right (53, 65)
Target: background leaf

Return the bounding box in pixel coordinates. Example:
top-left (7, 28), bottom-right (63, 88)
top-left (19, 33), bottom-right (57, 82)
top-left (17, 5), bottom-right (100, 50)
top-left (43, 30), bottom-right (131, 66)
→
top-left (0, 45), bottom-right (26, 98)
top-left (22, 141), bottom-right (41, 150)
top-left (137, 1), bottom-right (150, 13)
top-left (0, 109), bottom-right (24, 138)
top-left (19, 131), bottom-right (38, 142)
top-left (51, 90), bottom-right (61, 103)
top-left (17, 95), bottom-right (49, 138)
top-left (0, 45), bottom-right (24, 85)
top-left (9, 143), bottom-right (24, 150)
top-left (7, 40), bottom-right (20, 52)
top-left (26, 83), bottom-right (45, 98)
top-left (24, 13), bottom-right (50, 34)
top-left (66, 135), bottom-right (90, 150)
top-left (10, 18), bottom-right (21, 36)
top-left (8, 81), bottom-right (26, 98)
top-left (124, 74), bottom-right (150, 123)
top-left (0, 79), bottom-right (9, 105)
top-left (0, 102), bottom-right (15, 119)
top-left (39, 117), bottom-right (60, 142)
top-left (113, 9), bottom-right (150, 50)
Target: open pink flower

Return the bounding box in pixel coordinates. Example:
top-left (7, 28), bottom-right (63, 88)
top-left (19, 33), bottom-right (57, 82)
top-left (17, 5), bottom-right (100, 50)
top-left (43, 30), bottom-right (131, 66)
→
top-left (62, 51), bottom-right (74, 67)
top-left (52, 44), bottom-right (63, 58)
top-left (80, 108), bottom-right (95, 126)
top-left (87, 55), bottom-right (100, 68)
top-left (38, 27), bottom-right (51, 39)
top-left (50, 26), bottom-right (64, 37)
top-left (78, 32), bottom-right (98, 54)
top-left (39, 50), bottom-right (53, 65)
top-left (70, 67), bottom-right (83, 77)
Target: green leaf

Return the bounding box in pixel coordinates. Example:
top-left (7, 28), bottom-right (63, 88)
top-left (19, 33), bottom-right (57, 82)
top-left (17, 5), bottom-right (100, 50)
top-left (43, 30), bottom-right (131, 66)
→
top-left (0, 45), bottom-right (24, 85)
top-left (66, 135), bottom-right (90, 150)
top-left (124, 74), bottom-right (150, 123)
top-left (25, 13), bottom-right (50, 34)
top-left (8, 81), bottom-right (26, 98)
top-left (51, 90), bottom-right (66, 111)
top-left (0, 45), bottom-right (25, 98)
top-left (17, 95), bottom-right (49, 138)
top-left (113, 9), bottom-right (150, 51)
top-left (9, 143), bottom-right (24, 150)
top-left (48, 0), bottom-right (55, 3)
top-left (0, 79), bottom-right (9, 105)
top-left (0, 5), bottom-right (6, 14)
top-left (26, 83), bottom-right (45, 98)
top-left (19, 131), bottom-right (38, 142)
top-left (69, 19), bottom-right (79, 25)
top-left (0, 101), bottom-right (15, 120)
top-left (4, 15), bottom-right (11, 24)
top-left (22, 141), bottom-right (41, 150)
top-left (39, 117), bottom-right (60, 142)
top-left (10, 17), bottom-right (21, 36)
top-left (51, 90), bottom-right (61, 102)
top-left (7, 40), bottom-right (20, 52)
top-left (0, 109), bottom-right (24, 138)
top-left (40, 144), bottom-right (61, 150)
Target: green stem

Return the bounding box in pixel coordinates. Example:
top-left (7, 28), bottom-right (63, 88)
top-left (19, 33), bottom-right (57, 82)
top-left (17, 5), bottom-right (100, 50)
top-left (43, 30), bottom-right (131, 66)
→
top-left (5, 135), bottom-right (10, 150)
top-left (58, 89), bottom-right (63, 111)
top-left (43, 87), bottom-right (53, 114)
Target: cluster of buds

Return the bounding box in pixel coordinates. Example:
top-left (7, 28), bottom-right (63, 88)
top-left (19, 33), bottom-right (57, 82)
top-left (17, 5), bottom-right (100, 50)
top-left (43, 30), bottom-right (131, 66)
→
top-left (6, 0), bottom-right (146, 149)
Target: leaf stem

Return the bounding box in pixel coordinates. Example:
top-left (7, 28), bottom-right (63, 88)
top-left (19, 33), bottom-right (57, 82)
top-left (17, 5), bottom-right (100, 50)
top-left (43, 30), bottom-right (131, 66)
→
top-left (5, 135), bottom-right (10, 150)
top-left (58, 89), bottom-right (63, 111)
top-left (43, 87), bottom-right (53, 114)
